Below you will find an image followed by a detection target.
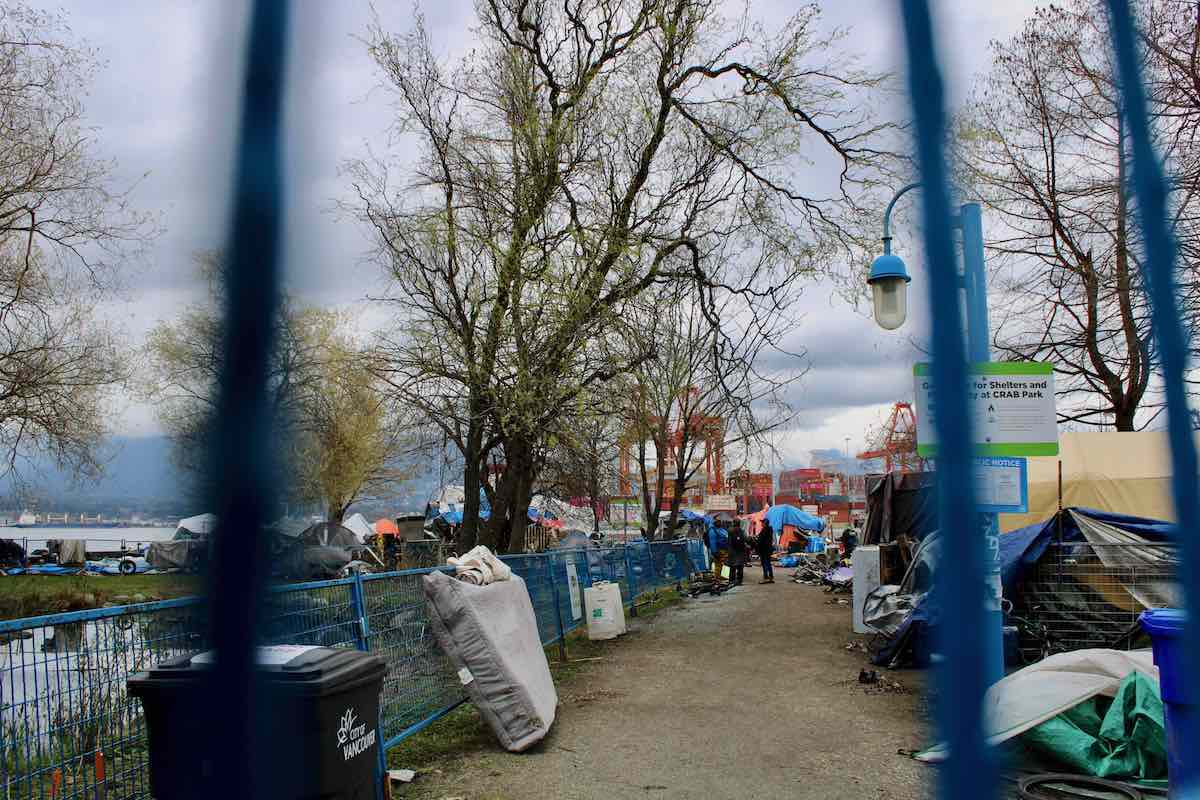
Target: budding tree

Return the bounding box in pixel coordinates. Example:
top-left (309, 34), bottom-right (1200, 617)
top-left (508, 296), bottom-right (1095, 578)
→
top-left (350, 0), bottom-right (897, 551)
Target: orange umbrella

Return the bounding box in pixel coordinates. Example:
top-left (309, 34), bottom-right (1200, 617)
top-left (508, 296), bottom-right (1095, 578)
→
top-left (374, 518), bottom-right (399, 536)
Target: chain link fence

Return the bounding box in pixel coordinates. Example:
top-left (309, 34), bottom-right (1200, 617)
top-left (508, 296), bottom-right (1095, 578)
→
top-left (0, 540), bottom-right (703, 800)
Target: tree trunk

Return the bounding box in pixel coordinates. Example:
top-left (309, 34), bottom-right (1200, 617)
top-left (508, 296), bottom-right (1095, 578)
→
top-left (459, 407), bottom-right (486, 553)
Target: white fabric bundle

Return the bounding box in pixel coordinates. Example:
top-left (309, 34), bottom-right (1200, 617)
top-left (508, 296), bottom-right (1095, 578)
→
top-left (446, 545), bottom-right (513, 585)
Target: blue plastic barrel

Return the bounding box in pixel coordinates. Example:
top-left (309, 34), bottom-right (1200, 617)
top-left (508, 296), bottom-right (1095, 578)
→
top-left (1139, 608), bottom-right (1198, 788)
top-left (805, 536), bottom-right (825, 553)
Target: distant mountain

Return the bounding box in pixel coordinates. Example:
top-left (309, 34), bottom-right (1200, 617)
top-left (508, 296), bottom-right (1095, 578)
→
top-left (0, 435), bottom-right (195, 512)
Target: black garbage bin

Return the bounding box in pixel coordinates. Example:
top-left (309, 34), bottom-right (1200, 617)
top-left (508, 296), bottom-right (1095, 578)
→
top-left (128, 645), bottom-right (386, 800)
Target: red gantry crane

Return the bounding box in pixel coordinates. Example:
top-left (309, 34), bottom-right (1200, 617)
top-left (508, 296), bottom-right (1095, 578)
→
top-left (856, 401), bottom-right (926, 474)
top-left (618, 387), bottom-right (724, 504)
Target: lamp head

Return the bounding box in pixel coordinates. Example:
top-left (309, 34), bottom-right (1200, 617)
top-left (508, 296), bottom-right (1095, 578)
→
top-left (868, 253), bottom-right (911, 330)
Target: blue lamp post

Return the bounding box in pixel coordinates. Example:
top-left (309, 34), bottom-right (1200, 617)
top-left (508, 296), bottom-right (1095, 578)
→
top-left (870, 181), bottom-right (1004, 686)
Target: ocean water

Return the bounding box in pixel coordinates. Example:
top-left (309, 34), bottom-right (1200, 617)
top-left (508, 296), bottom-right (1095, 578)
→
top-left (0, 526), bottom-right (175, 552)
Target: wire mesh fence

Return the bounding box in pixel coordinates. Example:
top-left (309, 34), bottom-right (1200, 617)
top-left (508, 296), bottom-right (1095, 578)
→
top-left (1018, 541), bottom-right (1178, 658)
top-left (0, 540), bottom-right (701, 799)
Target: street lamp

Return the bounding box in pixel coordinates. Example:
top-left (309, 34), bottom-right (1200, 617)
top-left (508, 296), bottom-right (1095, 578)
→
top-left (868, 181), bottom-right (1003, 686)
top-left (867, 254), bottom-right (911, 330)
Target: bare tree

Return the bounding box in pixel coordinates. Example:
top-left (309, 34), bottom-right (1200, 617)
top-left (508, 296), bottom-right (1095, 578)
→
top-left (349, 0), bottom-right (896, 551)
top-left (962, 0), bottom-right (1200, 430)
top-left (622, 285), bottom-right (799, 539)
top-left (0, 4), bottom-right (153, 480)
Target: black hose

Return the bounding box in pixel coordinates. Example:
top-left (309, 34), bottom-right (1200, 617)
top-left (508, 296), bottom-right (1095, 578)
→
top-left (1017, 773), bottom-right (1143, 800)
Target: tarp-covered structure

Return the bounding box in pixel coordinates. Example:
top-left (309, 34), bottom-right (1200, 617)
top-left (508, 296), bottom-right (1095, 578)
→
top-left (863, 507), bottom-right (1175, 668)
top-left (863, 471), bottom-right (936, 545)
top-left (148, 512), bottom-right (219, 570)
top-left (342, 513), bottom-right (374, 542)
top-left (1000, 431), bottom-right (1195, 532)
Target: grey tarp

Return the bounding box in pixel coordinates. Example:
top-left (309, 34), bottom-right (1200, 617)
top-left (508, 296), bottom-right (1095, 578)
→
top-left (147, 540), bottom-right (197, 570)
top-left (863, 471), bottom-right (937, 545)
top-left (57, 539), bottom-right (87, 565)
top-left (423, 570), bottom-right (557, 752)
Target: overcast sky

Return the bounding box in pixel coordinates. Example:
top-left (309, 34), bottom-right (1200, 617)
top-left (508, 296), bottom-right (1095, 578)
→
top-left (40, 0), bottom-right (1042, 471)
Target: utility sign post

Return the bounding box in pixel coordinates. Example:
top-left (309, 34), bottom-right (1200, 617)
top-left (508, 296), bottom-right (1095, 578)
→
top-left (913, 362), bottom-right (1058, 457)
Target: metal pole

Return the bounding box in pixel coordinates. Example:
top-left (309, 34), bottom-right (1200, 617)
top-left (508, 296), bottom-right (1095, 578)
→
top-left (960, 201), bottom-right (1004, 688)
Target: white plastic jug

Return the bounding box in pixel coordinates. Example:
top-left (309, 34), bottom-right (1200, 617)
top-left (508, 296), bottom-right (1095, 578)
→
top-left (583, 581), bottom-right (627, 640)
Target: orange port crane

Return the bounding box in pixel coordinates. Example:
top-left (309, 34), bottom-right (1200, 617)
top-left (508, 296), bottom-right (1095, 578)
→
top-left (856, 401), bottom-right (926, 473)
top-left (618, 387), bottom-right (724, 500)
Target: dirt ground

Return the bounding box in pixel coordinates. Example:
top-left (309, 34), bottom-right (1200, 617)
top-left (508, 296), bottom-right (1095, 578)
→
top-left (399, 565), bottom-right (932, 800)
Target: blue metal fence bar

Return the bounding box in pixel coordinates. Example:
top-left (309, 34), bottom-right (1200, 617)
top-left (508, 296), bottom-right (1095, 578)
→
top-left (1105, 0), bottom-right (1200, 791)
top-left (898, 3), bottom-right (996, 800)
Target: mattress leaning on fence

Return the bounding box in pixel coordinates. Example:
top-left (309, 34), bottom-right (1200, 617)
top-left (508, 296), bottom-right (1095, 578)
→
top-left (422, 569), bottom-right (557, 752)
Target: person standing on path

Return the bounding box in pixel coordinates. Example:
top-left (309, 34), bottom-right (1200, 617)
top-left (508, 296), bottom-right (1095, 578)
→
top-left (727, 521), bottom-right (748, 585)
top-left (707, 521), bottom-right (729, 583)
top-left (756, 519), bottom-right (775, 584)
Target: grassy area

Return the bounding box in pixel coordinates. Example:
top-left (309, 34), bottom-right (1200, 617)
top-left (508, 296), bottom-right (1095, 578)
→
top-left (386, 586), bottom-right (684, 795)
top-left (0, 574), bottom-right (201, 621)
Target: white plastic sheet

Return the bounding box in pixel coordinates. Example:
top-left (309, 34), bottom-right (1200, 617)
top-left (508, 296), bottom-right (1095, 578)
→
top-left (917, 648), bottom-right (1158, 761)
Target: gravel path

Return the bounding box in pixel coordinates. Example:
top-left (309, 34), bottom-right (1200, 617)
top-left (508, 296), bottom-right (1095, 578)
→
top-left (406, 565), bottom-right (931, 800)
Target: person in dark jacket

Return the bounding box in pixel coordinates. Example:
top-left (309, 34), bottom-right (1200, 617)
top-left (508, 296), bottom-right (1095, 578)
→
top-left (727, 521), bottom-right (749, 585)
top-left (756, 520), bottom-right (775, 584)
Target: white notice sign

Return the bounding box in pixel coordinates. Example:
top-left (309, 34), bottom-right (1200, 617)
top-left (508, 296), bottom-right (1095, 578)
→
top-left (972, 457), bottom-right (1028, 514)
top-left (914, 362), bottom-right (1058, 457)
top-left (566, 563), bottom-right (583, 621)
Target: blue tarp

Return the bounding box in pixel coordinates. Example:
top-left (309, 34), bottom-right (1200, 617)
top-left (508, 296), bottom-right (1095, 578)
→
top-left (3, 564), bottom-right (82, 576)
top-left (765, 504), bottom-right (825, 533)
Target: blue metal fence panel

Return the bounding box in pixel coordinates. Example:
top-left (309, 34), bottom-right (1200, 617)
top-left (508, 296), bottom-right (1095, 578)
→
top-left (0, 542), bottom-right (689, 798)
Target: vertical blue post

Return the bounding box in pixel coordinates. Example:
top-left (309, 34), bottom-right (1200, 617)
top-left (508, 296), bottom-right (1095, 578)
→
top-left (900, 3), bottom-right (997, 800)
top-left (352, 576), bottom-right (388, 800)
top-left (548, 553), bottom-right (567, 662)
top-left (1106, 0), bottom-right (1200, 791)
top-left (960, 202), bottom-right (1005, 688)
top-left (625, 545), bottom-right (638, 615)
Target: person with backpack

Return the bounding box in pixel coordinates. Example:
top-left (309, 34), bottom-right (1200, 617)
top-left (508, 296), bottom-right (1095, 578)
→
top-left (756, 519), bottom-right (776, 584)
top-left (706, 520), bottom-right (730, 583)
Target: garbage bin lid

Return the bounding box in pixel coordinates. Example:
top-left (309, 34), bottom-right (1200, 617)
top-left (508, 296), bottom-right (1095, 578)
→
top-left (143, 645), bottom-right (384, 685)
top-left (1139, 607), bottom-right (1188, 636)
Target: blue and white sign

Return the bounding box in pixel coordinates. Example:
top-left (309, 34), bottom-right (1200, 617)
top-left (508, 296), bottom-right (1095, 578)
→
top-left (973, 456), bottom-right (1028, 513)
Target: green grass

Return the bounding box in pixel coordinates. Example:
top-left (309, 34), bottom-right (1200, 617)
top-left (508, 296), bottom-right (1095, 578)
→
top-left (386, 586), bottom-right (685, 795)
top-left (0, 574), bottom-right (200, 621)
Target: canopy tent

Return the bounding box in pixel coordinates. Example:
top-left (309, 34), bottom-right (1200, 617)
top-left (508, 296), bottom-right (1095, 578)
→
top-left (1000, 431), bottom-right (1194, 532)
top-left (342, 513), bottom-right (374, 543)
top-left (374, 518), bottom-right (399, 536)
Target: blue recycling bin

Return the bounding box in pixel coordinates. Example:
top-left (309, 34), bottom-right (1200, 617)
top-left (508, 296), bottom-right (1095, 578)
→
top-left (1139, 608), bottom-right (1199, 790)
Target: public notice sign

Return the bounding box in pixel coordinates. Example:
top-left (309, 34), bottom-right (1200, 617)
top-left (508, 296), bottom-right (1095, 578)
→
top-left (972, 456), bottom-right (1028, 514)
top-left (913, 362), bottom-right (1058, 457)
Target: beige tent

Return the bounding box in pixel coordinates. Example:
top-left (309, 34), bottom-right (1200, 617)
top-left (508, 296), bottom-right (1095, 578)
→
top-left (999, 431), bottom-right (1185, 532)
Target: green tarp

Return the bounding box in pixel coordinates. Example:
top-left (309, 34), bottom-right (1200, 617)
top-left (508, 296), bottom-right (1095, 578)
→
top-left (1021, 671), bottom-right (1168, 782)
